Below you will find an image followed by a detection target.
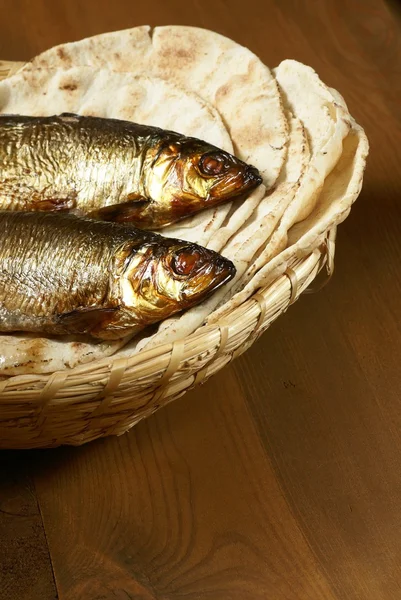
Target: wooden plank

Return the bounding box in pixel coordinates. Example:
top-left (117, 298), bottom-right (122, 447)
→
top-left (33, 367), bottom-right (336, 599)
top-left (0, 451), bottom-right (57, 600)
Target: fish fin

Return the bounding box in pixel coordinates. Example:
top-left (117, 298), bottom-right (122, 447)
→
top-left (88, 197), bottom-right (150, 224)
top-left (125, 192), bottom-right (150, 202)
top-left (33, 195), bottom-right (77, 211)
top-left (58, 112), bottom-right (81, 122)
top-left (59, 306), bottom-right (119, 337)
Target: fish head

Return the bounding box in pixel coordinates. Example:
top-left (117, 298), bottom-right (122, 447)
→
top-left (146, 138), bottom-right (262, 220)
top-left (121, 239), bottom-right (236, 322)
top-left (184, 143), bottom-right (263, 203)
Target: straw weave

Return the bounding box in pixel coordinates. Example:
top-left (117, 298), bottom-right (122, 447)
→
top-left (0, 61), bottom-right (335, 449)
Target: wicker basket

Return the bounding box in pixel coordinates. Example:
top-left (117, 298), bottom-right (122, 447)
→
top-left (0, 61), bottom-right (336, 449)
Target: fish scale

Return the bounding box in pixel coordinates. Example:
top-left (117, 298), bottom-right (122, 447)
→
top-left (0, 212), bottom-right (114, 315)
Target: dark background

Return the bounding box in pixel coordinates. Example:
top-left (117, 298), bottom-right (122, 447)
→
top-left (1, 1), bottom-right (401, 598)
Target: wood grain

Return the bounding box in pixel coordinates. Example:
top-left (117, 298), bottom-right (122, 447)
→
top-left (234, 3), bottom-right (401, 598)
top-left (1, 0), bottom-right (401, 598)
top-left (0, 452), bottom-right (57, 600)
top-left (33, 368), bottom-right (337, 600)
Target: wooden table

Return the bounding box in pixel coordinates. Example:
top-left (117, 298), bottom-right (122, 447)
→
top-left (1, 1), bottom-right (400, 598)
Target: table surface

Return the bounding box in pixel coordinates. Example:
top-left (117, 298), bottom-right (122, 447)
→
top-left (1, 1), bottom-right (401, 598)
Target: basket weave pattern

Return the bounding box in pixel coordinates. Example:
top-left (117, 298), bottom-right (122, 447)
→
top-left (0, 62), bottom-right (335, 449)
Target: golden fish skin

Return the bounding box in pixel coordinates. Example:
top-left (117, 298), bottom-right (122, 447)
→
top-left (0, 211), bottom-right (235, 339)
top-left (0, 114), bottom-right (262, 228)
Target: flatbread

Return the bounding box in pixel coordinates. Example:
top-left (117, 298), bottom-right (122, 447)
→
top-left (205, 111), bottom-right (309, 314)
top-left (205, 60), bottom-right (354, 321)
top-left (22, 25), bottom-right (289, 188)
top-left (273, 60), bottom-right (351, 226)
top-left (0, 333), bottom-right (127, 377)
top-left (0, 66), bottom-right (232, 148)
top-left (207, 120), bottom-right (369, 323)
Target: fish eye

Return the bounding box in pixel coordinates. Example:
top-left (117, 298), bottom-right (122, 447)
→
top-left (171, 248), bottom-right (201, 276)
top-left (199, 153), bottom-right (231, 176)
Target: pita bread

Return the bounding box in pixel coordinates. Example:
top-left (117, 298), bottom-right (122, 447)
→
top-left (205, 60), bottom-right (353, 320)
top-left (205, 111), bottom-right (309, 312)
top-left (273, 60), bottom-right (351, 225)
top-left (0, 333), bottom-right (127, 377)
top-left (207, 120), bottom-right (369, 323)
top-left (0, 66), bottom-right (232, 148)
top-left (22, 25), bottom-right (289, 188)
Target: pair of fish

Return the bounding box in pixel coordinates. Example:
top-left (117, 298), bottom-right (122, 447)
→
top-left (0, 114), bottom-right (262, 340)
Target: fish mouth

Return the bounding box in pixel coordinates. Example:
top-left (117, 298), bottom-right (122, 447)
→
top-left (213, 255), bottom-right (236, 283)
top-left (181, 253), bottom-right (236, 303)
top-left (208, 163), bottom-right (263, 201)
top-left (244, 165), bottom-right (263, 189)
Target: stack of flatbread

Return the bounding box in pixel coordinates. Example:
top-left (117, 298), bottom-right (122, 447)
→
top-left (0, 26), bottom-right (368, 376)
